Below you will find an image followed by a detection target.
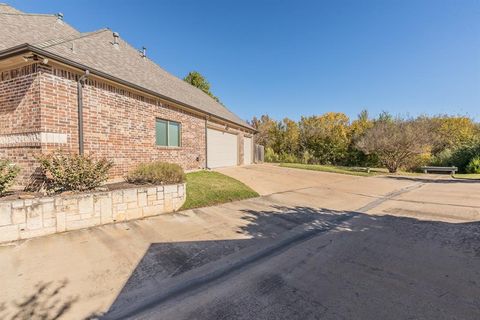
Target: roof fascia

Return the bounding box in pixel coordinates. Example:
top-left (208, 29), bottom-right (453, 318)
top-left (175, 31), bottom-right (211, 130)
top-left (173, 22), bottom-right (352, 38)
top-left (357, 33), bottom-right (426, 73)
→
top-left (0, 44), bottom-right (256, 132)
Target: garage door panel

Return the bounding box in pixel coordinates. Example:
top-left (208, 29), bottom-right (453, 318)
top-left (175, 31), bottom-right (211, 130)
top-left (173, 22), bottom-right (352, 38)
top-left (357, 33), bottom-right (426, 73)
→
top-left (207, 128), bottom-right (238, 168)
top-left (244, 137), bottom-right (252, 165)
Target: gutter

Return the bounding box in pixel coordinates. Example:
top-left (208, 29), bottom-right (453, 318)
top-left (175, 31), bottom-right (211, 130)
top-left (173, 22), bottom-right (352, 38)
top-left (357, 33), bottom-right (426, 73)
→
top-left (0, 44), bottom-right (257, 133)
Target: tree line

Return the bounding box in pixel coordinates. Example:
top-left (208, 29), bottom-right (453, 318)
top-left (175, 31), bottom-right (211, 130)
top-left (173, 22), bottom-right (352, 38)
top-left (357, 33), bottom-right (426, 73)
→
top-left (250, 111), bottom-right (480, 173)
top-left (181, 71), bottom-right (480, 174)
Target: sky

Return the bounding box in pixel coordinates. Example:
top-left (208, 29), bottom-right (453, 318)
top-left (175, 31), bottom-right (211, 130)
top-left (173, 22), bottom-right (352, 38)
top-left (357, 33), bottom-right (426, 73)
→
top-left (8, 0), bottom-right (480, 122)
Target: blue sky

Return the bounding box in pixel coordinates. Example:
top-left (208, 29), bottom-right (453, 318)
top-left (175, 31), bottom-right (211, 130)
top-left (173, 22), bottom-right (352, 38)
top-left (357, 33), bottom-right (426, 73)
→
top-left (8, 0), bottom-right (480, 122)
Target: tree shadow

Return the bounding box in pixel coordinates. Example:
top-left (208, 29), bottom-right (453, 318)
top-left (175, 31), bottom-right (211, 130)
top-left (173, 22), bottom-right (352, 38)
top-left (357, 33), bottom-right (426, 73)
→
top-left (100, 206), bottom-right (362, 318)
top-left (100, 204), bottom-right (480, 319)
top-left (9, 205), bottom-right (477, 319)
top-left (0, 280), bottom-right (104, 320)
top-left (0, 280), bottom-right (77, 320)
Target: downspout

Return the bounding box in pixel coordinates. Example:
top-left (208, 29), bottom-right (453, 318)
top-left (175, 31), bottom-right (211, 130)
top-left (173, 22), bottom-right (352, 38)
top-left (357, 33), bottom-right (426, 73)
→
top-left (77, 70), bottom-right (89, 155)
top-left (205, 116), bottom-right (209, 169)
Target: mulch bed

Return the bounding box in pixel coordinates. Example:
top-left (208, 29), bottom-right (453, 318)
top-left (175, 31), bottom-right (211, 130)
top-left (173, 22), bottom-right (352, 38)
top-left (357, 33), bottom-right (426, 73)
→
top-left (0, 182), bottom-right (152, 201)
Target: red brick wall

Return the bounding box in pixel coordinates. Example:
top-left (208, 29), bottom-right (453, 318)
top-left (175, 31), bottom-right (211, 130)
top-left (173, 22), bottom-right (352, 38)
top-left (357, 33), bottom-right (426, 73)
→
top-left (0, 65), bottom-right (41, 134)
top-left (39, 65), bottom-right (207, 179)
top-left (0, 65), bottom-right (42, 186)
top-left (1, 62), bottom-right (251, 187)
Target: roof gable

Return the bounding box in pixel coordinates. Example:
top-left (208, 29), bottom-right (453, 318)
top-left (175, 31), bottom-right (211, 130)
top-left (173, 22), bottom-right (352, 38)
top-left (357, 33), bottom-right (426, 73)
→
top-left (0, 4), bottom-right (252, 130)
top-left (0, 7), bottom-right (79, 51)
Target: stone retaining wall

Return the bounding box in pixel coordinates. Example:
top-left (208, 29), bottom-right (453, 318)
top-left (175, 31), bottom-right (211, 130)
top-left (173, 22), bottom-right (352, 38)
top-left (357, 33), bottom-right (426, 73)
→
top-left (0, 183), bottom-right (186, 243)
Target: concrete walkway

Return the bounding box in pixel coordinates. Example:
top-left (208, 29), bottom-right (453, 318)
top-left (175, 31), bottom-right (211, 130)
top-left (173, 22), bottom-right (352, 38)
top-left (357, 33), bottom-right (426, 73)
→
top-left (0, 165), bottom-right (479, 319)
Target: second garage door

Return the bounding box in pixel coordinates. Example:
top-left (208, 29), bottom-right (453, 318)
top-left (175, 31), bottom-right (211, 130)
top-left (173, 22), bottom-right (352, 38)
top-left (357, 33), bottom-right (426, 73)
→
top-left (207, 128), bottom-right (238, 168)
top-left (243, 136), bottom-right (252, 165)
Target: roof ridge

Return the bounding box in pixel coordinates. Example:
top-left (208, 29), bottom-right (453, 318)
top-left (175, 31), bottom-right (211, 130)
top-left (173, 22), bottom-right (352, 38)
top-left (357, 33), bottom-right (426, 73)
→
top-left (37, 28), bottom-right (110, 48)
top-left (105, 33), bottom-right (242, 119)
top-left (0, 12), bottom-right (56, 17)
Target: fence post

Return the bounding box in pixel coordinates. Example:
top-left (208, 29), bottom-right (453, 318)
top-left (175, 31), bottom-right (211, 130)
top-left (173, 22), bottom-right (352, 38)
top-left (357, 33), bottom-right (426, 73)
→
top-left (254, 144), bottom-right (264, 163)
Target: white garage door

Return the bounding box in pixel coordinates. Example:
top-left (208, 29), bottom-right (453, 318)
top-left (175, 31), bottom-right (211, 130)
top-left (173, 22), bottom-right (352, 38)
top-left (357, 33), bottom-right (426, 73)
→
top-left (207, 128), bottom-right (238, 168)
top-left (244, 137), bottom-right (252, 165)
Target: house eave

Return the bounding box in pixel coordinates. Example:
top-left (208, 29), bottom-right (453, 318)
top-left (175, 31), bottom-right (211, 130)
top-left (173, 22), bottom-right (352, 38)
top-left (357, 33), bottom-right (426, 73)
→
top-left (0, 44), bottom-right (257, 133)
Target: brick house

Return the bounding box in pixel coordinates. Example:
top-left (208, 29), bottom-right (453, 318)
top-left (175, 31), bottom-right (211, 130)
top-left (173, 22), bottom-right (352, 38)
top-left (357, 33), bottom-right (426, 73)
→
top-left (0, 4), bottom-right (256, 187)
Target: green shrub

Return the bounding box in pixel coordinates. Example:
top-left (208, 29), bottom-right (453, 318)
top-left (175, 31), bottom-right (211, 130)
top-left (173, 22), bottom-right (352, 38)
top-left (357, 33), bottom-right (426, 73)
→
top-left (430, 148), bottom-right (453, 166)
top-left (37, 153), bottom-right (113, 192)
top-left (300, 150), bottom-right (313, 164)
top-left (265, 147), bottom-right (279, 162)
top-left (405, 153), bottom-right (432, 172)
top-left (449, 143), bottom-right (480, 173)
top-left (126, 161), bottom-right (185, 185)
top-left (466, 156), bottom-right (480, 174)
top-left (0, 160), bottom-right (20, 195)
top-left (264, 148), bottom-right (299, 163)
top-left (278, 152), bottom-right (298, 163)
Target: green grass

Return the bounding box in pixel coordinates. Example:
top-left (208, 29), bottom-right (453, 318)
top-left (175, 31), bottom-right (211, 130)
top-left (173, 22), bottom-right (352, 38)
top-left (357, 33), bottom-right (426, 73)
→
top-left (279, 163), bottom-right (381, 176)
top-left (181, 171), bottom-right (259, 210)
top-left (453, 173), bottom-right (480, 180)
top-left (279, 163), bottom-right (480, 178)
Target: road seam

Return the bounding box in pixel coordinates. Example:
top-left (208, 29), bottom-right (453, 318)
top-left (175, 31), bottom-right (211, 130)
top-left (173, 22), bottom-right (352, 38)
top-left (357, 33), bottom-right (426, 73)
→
top-left (356, 182), bottom-right (424, 213)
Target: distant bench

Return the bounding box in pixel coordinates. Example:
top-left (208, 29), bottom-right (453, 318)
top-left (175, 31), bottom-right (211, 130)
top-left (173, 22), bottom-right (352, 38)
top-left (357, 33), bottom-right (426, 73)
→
top-left (421, 166), bottom-right (458, 175)
top-left (352, 167), bottom-right (371, 173)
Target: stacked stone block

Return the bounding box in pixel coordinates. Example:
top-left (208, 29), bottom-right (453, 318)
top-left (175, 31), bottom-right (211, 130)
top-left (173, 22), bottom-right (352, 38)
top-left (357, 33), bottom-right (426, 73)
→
top-left (0, 183), bottom-right (186, 243)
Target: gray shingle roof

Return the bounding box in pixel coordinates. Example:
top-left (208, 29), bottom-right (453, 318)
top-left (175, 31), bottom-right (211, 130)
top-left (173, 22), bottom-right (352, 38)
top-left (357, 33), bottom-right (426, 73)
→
top-left (0, 5), bottom-right (79, 51)
top-left (0, 3), bottom-right (22, 14)
top-left (0, 4), bottom-right (252, 130)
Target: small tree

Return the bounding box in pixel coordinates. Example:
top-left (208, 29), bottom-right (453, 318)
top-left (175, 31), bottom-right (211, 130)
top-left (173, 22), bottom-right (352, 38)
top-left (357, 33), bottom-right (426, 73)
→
top-left (0, 160), bottom-right (20, 195)
top-left (299, 113), bottom-right (350, 165)
top-left (250, 115), bottom-right (281, 150)
top-left (183, 71), bottom-right (221, 103)
top-left (356, 118), bottom-right (432, 173)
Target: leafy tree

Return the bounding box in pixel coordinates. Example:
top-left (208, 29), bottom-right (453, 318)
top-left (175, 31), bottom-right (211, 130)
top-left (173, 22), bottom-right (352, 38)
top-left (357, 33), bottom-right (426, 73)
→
top-left (184, 71), bottom-right (221, 103)
top-left (376, 110), bottom-right (393, 123)
top-left (250, 115), bottom-right (279, 150)
top-left (356, 118), bottom-right (432, 173)
top-left (251, 110), bottom-right (480, 172)
top-left (347, 110), bottom-right (376, 166)
top-left (429, 116), bottom-right (478, 153)
top-left (299, 112), bottom-right (350, 164)
top-left (280, 118), bottom-right (300, 155)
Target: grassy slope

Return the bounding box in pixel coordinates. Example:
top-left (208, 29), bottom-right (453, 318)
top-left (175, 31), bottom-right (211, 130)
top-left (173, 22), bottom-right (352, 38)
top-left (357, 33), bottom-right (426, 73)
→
top-left (453, 173), bottom-right (480, 180)
top-left (181, 171), bottom-right (259, 210)
top-left (280, 163), bottom-right (480, 179)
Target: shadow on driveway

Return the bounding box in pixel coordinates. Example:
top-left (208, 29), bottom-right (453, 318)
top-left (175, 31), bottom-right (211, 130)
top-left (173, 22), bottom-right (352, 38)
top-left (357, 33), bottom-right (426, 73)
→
top-left (99, 205), bottom-right (480, 319)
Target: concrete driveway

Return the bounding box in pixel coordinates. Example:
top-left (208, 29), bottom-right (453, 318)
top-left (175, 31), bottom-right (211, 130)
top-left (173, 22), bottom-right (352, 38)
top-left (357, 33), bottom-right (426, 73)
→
top-left (218, 164), bottom-right (480, 222)
top-left (1, 165), bottom-right (479, 319)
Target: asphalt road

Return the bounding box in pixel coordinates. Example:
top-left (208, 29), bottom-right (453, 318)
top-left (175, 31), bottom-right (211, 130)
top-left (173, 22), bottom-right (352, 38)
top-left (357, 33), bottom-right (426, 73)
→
top-left (104, 205), bottom-right (480, 319)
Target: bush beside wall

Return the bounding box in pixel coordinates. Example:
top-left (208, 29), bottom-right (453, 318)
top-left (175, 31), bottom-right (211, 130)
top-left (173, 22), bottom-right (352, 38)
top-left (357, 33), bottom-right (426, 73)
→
top-left (126, 161), bottom-right (186, 185)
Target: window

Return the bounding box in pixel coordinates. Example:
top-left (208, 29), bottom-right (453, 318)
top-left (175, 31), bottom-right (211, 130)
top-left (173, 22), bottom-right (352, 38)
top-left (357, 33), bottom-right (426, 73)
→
top-left (156, 119), bottom-right (181, 147)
